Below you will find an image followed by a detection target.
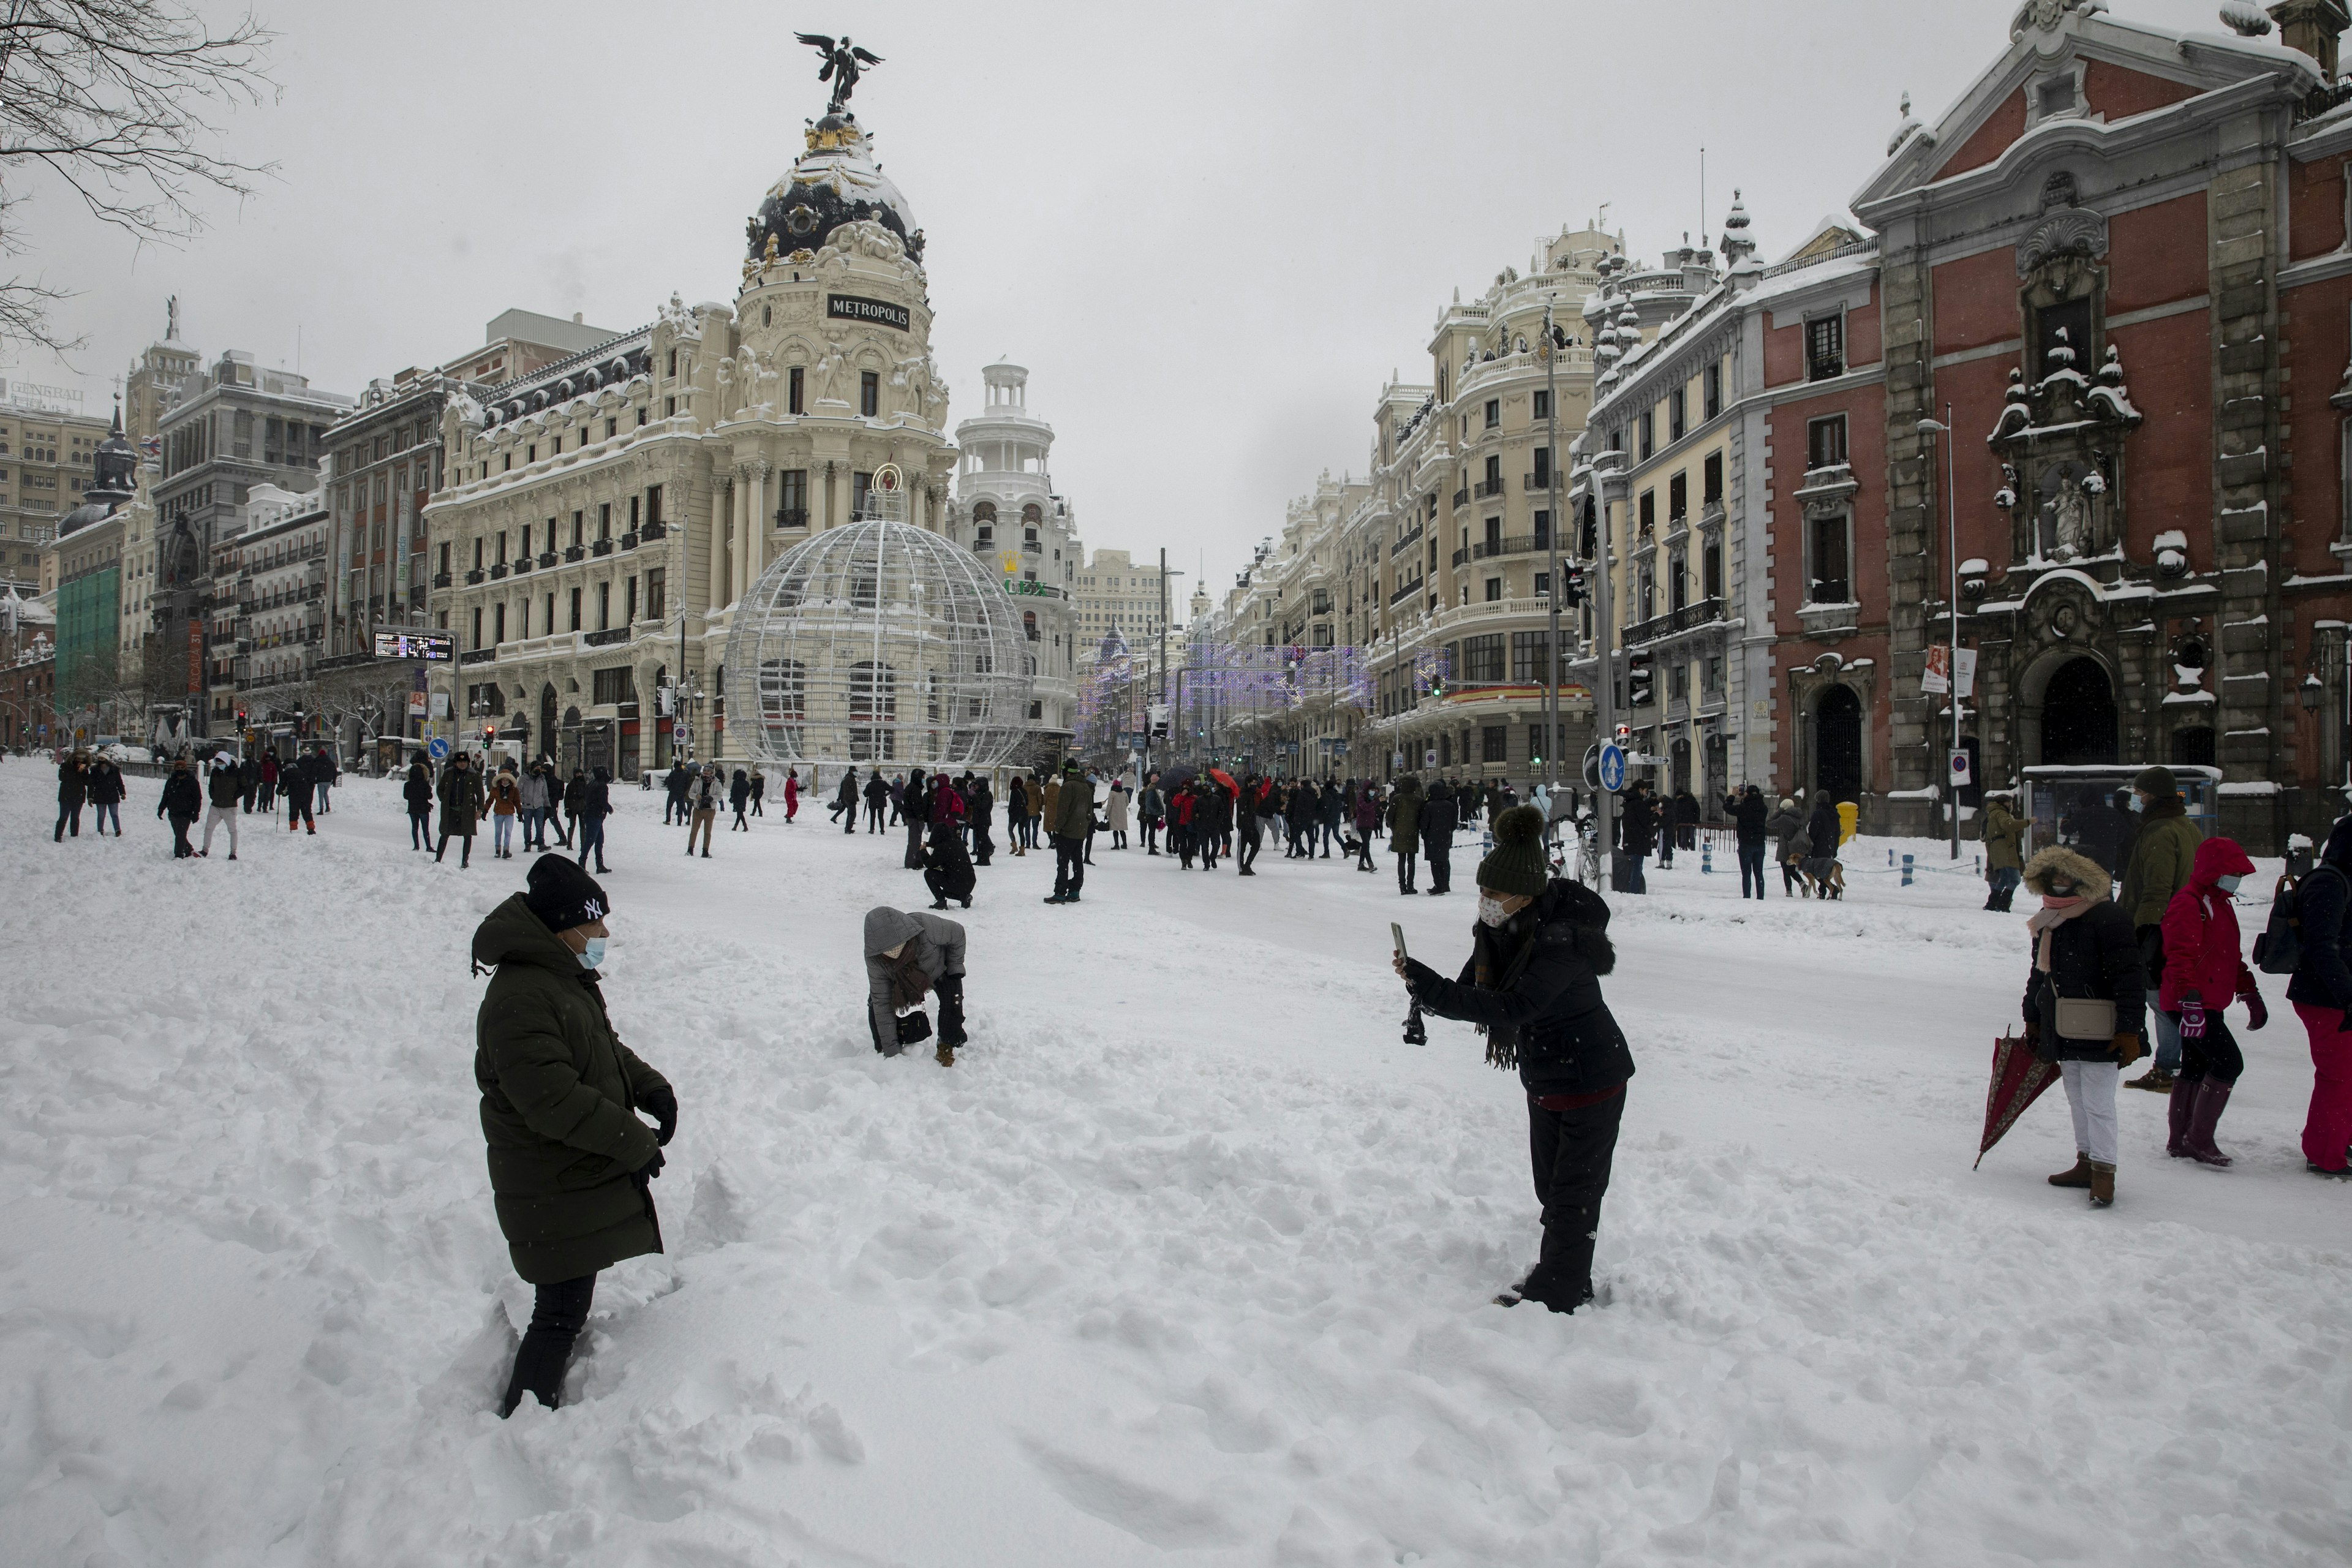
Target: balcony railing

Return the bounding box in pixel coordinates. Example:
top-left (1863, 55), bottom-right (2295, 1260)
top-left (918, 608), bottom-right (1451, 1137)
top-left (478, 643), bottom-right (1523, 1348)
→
top-left (1474, 477), bottom-right (1505, 499)
top-left (1452, 487), bottom-right (1469, 508)
top-left (641, 520), bottom-right (668, 541)
top-left (1472, 533), bottom-right (1547, 560)
top-left (459, 646), bottom-right (495, 665)
top-left (1388, 579), bottom-right (1423, 606)
top-left (564, 545), bottom-right (584, 562)
top-left (1622, 596), bottom-right (1726, 647)
top-left (775, 508), bottom-right (808, 530)
top-left (489, 563), bottom-right (508, 579)
top-left (465, 568), bottom-right (486, 585)
top-left (512, 557), bottom-right (532, 575)
top-left (1523, 472), bottom-right (1556, 492)
top-left (592, 539), bottom-right (614, 557)
top-left (619, 532), bottom-right (639, 550)
top-left (582, 627), bottom-right (630, 647)
top-left (1390, 526), bottom-right (1422, 559)
top-left (537, 552), bottom-right (558, 568)
top-left (431, 571), bottom-right (453, 589)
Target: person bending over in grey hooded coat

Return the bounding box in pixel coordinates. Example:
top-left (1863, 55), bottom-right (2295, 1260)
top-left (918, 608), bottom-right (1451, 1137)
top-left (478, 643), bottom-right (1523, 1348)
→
top-left (864, 906), bottom-right (968, 1066)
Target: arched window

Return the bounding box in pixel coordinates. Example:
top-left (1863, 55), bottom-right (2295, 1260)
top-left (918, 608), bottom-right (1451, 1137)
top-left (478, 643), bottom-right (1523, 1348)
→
top-left (1021, 502), bottom-right (1042, 524)
top-left (1023, 611), bottom-right (1039, 643)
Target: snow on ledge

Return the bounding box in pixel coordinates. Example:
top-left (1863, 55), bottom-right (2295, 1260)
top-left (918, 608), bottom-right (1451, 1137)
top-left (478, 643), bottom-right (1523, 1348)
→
top-left (2218, 781), bottom-right (2281, 796)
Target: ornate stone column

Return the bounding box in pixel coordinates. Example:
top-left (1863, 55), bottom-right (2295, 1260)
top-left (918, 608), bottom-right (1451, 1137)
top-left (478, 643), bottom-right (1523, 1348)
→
top-left (747, 460), bottom-right (772, 587)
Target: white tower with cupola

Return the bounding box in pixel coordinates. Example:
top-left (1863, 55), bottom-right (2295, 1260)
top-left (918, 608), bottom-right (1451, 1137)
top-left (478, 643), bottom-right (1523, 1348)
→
top-left (949, 361), bottom-right (1080, 748)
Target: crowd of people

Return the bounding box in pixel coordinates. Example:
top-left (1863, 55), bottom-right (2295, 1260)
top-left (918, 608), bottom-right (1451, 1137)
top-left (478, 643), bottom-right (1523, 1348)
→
top-left (51, 743), bottom-right (349, 860)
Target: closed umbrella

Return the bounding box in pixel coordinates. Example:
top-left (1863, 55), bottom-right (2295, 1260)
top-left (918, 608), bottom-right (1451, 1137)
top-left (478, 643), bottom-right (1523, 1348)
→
top-left (1975, 1032), bottom-right (2060, 1169)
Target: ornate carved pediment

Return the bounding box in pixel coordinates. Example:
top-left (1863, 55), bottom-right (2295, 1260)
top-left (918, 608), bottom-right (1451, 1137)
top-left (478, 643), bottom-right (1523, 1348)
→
top-left (2017, 205), bottom-right (2108, 278)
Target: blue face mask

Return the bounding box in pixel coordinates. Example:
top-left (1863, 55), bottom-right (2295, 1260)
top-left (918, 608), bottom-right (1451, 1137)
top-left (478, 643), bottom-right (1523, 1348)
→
top-left (2214, 875), bottom-right (2244, 895)
top-left (577, 937), bottom-right (606, 970)
top-left (2128, 794), bottom-right (2145, 813)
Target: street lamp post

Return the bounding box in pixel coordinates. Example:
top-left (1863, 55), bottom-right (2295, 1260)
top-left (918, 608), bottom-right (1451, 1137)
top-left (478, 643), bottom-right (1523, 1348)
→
top-left (1543, 300), bottom-right (1564, 797)
top-left (1918, 406), bottom-right (1962, 861)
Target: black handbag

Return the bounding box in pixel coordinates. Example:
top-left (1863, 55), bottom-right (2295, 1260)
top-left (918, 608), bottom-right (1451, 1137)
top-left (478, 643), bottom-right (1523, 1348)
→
top-left (895, 1008), bottom-right (933, 1046)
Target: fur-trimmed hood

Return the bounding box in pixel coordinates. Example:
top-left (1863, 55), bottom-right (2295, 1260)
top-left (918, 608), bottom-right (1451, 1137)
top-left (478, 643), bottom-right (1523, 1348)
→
top-left (2022, 845), bottom-right (2111, 900)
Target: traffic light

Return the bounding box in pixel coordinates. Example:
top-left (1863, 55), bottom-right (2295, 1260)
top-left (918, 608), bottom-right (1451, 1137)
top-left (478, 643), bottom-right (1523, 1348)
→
top-left (1628, 652), bottom-right (1654, 707)
top-left (1152, 722), bottom-right (1169, 741)
top-left (1562, 565), bottom-right (1587, 606)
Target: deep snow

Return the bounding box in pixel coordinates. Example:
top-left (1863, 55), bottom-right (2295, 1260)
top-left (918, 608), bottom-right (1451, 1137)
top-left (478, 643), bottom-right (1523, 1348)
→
top-left (1, 765), bottom-right (2346, 1567)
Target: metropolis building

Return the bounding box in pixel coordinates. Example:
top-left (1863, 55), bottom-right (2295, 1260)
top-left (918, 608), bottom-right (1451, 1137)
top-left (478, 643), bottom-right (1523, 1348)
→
top-left (423, 107), bottom-right (960, 775)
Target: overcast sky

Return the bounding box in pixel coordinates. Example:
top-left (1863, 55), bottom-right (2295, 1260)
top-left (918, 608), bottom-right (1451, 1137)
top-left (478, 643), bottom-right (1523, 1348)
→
top-left (4, 0), bottom-right (2257, 594)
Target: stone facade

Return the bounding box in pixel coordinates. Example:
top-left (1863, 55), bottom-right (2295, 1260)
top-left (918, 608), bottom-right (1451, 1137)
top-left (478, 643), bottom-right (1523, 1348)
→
top-left (423, 113), bottom-right (957, 777)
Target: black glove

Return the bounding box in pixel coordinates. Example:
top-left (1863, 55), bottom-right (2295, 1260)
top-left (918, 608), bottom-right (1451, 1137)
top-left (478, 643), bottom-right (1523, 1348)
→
top-left (636, 1147), bottom-right (665, 1180)
top-left (640, 1085), bottom-right (678, 1147)
top-left (1401, 957), bottom-right (1442, 998)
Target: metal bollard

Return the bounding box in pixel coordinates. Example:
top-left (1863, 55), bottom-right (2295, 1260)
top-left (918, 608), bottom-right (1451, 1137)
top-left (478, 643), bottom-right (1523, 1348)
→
top-left (1888, 847), bottom-right (1896, 867)
top-left (1702, 836), bottom-right (1713, 873)
top-left (1902, 853), bottom-right (1915, 887)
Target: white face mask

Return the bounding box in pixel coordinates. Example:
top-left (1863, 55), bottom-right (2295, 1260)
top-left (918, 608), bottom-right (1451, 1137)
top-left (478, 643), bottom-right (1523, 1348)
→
top-left (1478, 894), bottom-right (1513, 928)
top-left (577, 937), bottom-right (606, 970)
top-left (2215, 874), bottom-right (2244, 894)
top-left (2128, 794), bottom-right (2146, 813)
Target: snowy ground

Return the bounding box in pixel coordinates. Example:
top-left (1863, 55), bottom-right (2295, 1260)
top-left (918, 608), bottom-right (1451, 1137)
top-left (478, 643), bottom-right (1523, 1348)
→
top-left (1, 764), bottom-right (2346, 1567)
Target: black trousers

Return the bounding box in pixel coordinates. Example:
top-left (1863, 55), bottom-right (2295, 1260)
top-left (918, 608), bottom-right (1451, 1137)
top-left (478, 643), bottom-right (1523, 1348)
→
top-left (971, 821), bottom-right (993, 864)
top-left (55, 803), bottom-right (81, 840)
top-left (501, 1272), bottom-right (597, 1416)
top-left (410, 809), bottom-right (431, 849)
top-left (435, 829), bottom-right (473, 866)
top-left (1522, 1089), bottom-right (1626, 1311)
top-left (287, 793), bottom-right (314, 828)
top-left (1053, 834), bottom-right (1085, 897)
top-left (1395, 850), bottom-right (1417, 892)
top-left (867, 802), bottom-right (884, 832)
top-left (168, 813), bottom-right (195, 857)
top-left (2167, 1010), bottom-right (2245, 1086)
top-left (1425, 848), bottom-right (1451, 894)
top-left (1238, 829), bottom-right (1260, 871)
top-left (904, 820), bottom-right (926, 868)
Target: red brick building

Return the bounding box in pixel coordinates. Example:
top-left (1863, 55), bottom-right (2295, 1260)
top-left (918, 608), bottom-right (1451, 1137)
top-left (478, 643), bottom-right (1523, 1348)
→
top-left (1856, 0), bottom-right (2352, 848)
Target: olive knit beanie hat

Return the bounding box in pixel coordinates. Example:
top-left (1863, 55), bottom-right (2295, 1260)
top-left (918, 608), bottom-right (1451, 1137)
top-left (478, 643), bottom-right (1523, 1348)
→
top-left (1476, 805), bottom-right (1551, 898)
top-left (2132, 764), bottom-right (2179, 797)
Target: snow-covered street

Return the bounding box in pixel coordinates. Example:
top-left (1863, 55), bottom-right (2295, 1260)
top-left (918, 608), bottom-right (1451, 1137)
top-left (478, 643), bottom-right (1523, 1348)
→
top-left (2, 766), bottom-right (2346, 1566)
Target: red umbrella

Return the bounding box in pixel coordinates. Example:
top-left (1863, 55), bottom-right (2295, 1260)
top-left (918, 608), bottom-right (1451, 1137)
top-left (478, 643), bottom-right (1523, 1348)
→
top-left (1207, 766), bottom-right (1240, 795)
top-left (1975, 1033), bottom-right (2060, 1169)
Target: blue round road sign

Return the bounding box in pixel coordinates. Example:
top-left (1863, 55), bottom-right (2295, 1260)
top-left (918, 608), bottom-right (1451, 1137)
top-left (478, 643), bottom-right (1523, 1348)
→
top-left (428, 737), bottom-right (450, 761)
top-left (1597, 742), bottom-right (1627, 793)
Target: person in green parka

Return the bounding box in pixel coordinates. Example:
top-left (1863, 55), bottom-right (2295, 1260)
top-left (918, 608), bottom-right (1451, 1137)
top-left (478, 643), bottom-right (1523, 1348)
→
top-left (436, 752), bottom-right (488, 867)
top-left (1981, 791), bottom-right (2028, 913)
top-left (473, 854), bottom-right (676, 1417)
top-left (1388, 773), bottom-right (1425, 896)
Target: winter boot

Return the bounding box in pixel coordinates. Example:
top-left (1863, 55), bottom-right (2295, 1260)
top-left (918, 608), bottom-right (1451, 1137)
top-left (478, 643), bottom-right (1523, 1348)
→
top-left (2047, 1152), bottom-right (2094, 1188)
top-left (2088, 1161), bottom-right (2116, 1207)
top-left (1983, 890), bottom-right (2000, 911)
top-left (2184, 1079), bottom-right (2235, 1167)
top-left (935, 1042), bottom-right (956, 1068)
top-left (2127, 1065), bottom-right (2176, 1093)
top-left (2166, 1077), bottom-right (2195, 1158)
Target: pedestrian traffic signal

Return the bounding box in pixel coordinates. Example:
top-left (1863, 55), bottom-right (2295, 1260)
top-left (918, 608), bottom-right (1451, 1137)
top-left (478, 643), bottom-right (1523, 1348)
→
top-left (1628, 653), bottom-right (1654, 707)
top-left (1562, 565), bottom-right (1587, 606)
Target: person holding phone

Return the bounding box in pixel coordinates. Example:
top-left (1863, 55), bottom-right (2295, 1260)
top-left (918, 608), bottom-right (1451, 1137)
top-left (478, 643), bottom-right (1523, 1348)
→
top-left (1394, 805), bottom-right (1634, 1313)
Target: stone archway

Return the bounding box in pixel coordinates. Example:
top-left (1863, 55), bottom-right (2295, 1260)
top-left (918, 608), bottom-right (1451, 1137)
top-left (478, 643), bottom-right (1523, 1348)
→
top-left (2019, 648), bottom-right (2119, 767)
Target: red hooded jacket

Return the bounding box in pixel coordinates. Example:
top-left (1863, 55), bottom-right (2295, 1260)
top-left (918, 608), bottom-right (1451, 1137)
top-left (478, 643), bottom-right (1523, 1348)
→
top-left (2158, 836), bottom-right (2259, 1011)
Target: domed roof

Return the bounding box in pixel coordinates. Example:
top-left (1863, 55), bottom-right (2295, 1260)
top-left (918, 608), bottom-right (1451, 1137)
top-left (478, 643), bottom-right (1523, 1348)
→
top-left (747, 115), bottom-right (924, 266)
top-left (56, 401), bottom-right (137, 538)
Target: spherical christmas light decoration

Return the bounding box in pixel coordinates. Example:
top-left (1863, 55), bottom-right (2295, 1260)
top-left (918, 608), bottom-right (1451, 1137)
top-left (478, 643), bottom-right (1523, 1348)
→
top-left (723, 482), bottom-right (1034, 771)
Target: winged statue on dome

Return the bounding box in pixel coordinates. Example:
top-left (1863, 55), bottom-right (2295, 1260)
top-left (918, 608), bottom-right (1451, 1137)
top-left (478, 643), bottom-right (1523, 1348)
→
top-left (795, 32), bottom-right (883, 116)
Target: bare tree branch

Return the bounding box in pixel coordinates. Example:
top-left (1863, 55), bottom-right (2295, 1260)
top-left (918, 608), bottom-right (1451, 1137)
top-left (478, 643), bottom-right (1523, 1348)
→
top-left (0, 1), bottom-right (277, 354)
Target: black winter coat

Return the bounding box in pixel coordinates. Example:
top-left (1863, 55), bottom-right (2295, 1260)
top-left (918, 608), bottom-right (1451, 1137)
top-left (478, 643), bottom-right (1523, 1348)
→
top-left (1419, 791), bottom-right (1458, 853)
top-left (1406, 878), bottom-right (1637, 1096)
top-left (56, 760), bottom-right (86, 806)
top-left (404, 766), bottom-right (434, 811)
top-left (2022, 902), bottom-right (2149, 1060)
top-left (924, 822), bottom-right (976, 899)
top-left (581, 775), bottom-right (611, 820)
top-left (472, 895), bottom-right (668, 1284)
top-left (157, 771), bottom-right (202, 820)
top-left (564, 774), bottom-right (587, 813)
top-left (86, 763), bottom-right (126, 805)
top-left (2287, 858), bottom-right (2352, 1010)
top-left (206, 766), bottom-right (244, 808)
top-left (1805, 801), bottom-right (1842, 862)
top-left (1727, 791), bottom-right (1769, 846)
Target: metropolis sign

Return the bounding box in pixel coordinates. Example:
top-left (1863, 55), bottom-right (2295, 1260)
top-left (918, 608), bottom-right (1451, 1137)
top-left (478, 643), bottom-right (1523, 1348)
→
top-left (827, 293), bottom-right (911, 332)
top-left (374, 630), bottom-right (455, 662)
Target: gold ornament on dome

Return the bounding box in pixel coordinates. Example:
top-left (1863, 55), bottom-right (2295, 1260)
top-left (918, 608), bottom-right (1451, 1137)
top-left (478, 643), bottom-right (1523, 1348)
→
top-left (805, 123), bottom-right (854, 153)
top-left (763, 233), bottom-right (781, 260)
top-left (789, 248), bottom-right (815, 264)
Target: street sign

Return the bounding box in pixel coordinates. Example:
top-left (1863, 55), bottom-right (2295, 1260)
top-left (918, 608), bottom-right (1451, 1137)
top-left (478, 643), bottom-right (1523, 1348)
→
top-left (1597, 742), bottom-right (1628, 793)
top-left (1423, 748), bottom-right (1438, 767)
top-left (428, 737), bottom-right (450, 761)
top-left (1949, 748), bottom-right (1973, 785)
